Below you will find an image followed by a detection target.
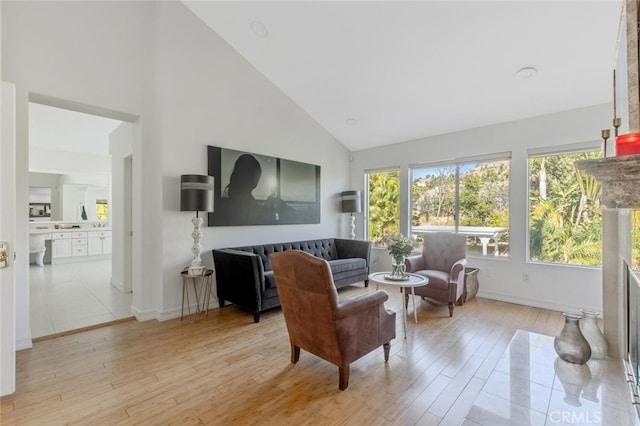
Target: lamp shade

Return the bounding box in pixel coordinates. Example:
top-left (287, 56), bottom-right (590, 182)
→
top-left (341, 190), bottom-right (361, 213)
top-left (180, 175), bottom-right (214, 212)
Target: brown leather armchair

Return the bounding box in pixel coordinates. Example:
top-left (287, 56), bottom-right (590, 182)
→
top-left (404, 232), bottom-right (467, 317)
top-left (270, 250), bottom-right (396, 390)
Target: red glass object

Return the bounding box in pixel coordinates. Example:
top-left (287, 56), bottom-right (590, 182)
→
top-left (616, 133), bottom-right (640, 156)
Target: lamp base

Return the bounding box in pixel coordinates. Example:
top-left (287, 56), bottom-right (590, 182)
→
top-left (187, 265), bottom-right (206, 276)
top-left (348, 214), bottom-right (355, 240)
top-left (188, 215), bottom-right (205, 276)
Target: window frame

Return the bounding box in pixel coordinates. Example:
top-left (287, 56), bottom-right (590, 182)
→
top-left (96, 199), bottom-right (109, 222)
top-left (365, 167), bottom-right (401, 247)
top-left (409, 152), bottom-right (512, 258)
top-left (526, 142), bottom-right (602, 267)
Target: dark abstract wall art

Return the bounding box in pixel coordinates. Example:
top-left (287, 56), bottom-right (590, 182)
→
top-left (207, 146), bottom-right (320, 226)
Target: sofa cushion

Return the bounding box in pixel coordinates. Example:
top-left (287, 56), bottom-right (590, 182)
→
top-left (264, 271), bottom-right (276, 289)
top-left (328, 258), bottom-right (366, 274)
top-left (414, 269), bottom-right (450, 289)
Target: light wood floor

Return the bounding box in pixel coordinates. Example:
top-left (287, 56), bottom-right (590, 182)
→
top-left (1, 285), bottom-right (566, 425)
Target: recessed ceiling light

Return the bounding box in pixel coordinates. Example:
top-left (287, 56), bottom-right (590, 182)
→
top-left (251, 21), bottom-right (269, 38)
top-left (515, 66), bottom-right (538, 80)
top-left (346, 118), bottom-right (358, 126)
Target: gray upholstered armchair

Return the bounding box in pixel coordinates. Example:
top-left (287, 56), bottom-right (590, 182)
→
top-left (404, 232), bottom-right (467, 317)
top-left (270, 250), bottom-right (396, 390)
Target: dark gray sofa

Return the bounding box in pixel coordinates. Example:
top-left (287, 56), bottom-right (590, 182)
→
top-left (212, 238), bottom-right (371, 323)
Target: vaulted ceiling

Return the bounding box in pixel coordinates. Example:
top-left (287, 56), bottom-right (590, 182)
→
top-left (184, 1), bottom-right (623, 151)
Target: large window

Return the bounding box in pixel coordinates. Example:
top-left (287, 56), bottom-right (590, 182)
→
top-left (528, 149), bottom-right (602, 266)
top-left (367, 169), bottom-right (400, 247)
top-left (411, 156), bottom-right (510, 256)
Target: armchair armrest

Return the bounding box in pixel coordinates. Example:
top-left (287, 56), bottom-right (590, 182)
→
top-left (212, 248), bottom-right (265, 309)
top-left (449, 258), bottom-right (468, 284)
top-left (405, 254), bottom-right (425, 273)
top-left (334, 290), bottom-right (389, 320)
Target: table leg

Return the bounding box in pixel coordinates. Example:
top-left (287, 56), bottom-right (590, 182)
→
top-left (184, 279), bottom-right (192, 322)
top-left (411, 287), bottom-right (418, 323)
top-left (192, 279), bottom-right (202, 314)
top-left (401, 287), bottom-right (407, 339)
top-left (181, 280), bottom-right (186, 321)
top-left (203, 275), bottom-right (211, 317)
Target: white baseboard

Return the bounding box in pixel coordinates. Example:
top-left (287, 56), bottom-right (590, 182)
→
top-left (110, 278), bottom-right (131, 293)
top-left (478, 290), bottom-right (602, 315)
top-left (130, 305), bottom-right (158, 322)
top-left (158, 297), bottom-right (220, 322)
top-left (16, 337), bottom-right (33, 351)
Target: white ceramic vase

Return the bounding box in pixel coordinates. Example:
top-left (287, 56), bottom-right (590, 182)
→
top-left (580, 310), bottom-right (609, 360)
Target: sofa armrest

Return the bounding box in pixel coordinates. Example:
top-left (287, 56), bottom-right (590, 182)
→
top-left (334, 290), bottom-right (389, 320)
top-left (405, 254), bottom-right (425, 273)
top-left (335, 238), bottom-right (371, 270)
top-left (213, 248), bottom-right (265, 309)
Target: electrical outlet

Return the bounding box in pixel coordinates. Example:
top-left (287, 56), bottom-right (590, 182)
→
top-left (522, 272), bottom-right (529, 282)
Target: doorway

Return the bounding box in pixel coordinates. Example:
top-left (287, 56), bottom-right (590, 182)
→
top-left (28, 102), bottom-right (134, 338)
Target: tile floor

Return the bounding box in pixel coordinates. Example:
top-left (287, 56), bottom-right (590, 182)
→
top-left (29, 258), bottom-right (133, 338)
top-left (463, 330), bottom-right (639, 425)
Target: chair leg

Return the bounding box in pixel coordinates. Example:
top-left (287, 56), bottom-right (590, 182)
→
top-left (448, 303), bottom-right (454, 317)
top-left (364, 279), bottom-right (369, 288)
top-left (291, 345), bottom-right (300, 364)
top-left (253, 312), bottom-right (260, 323)
top-left (339, 365), bottom-right (350, 390)
top-left (383, 342), bottom-right (391, 362)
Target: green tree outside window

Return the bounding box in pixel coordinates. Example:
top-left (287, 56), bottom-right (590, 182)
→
top-left (96, 199), bottom-right (109, 222)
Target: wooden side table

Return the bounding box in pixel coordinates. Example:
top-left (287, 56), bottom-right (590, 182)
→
top-left (180, 267), bottom-right (213, 322)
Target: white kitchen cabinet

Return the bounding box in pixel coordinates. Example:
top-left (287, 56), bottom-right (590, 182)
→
top-left (88, 230), bottom-right (112, 255)
top-left (51, 232), bottom-right (72, 258)
top-left (71, 231), bottom-right (88, 256)
top-left (50, 229), bottom-right (112, 260)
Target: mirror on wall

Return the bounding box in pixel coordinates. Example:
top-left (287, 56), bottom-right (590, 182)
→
top-left (28, 187), bottom-right (52, 221)
top-left (28, 175), bottom-right (110, 223)
top-left (61, 183), bottom-right (109, 222)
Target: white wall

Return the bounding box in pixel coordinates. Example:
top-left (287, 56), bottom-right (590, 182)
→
top-left (29, 149), bottom-right (110, 176)
top-left (1, 0), bottom-right (153, 343)
top-left (156, 2), bottom-right (350, 318)
top-left (4, 0), bottom-right (602, 331)
top-left (2, 0), bottom-right (352, 332)
top-left (110, 122), bottom-right (133, 293)
top-left (352, 104), bottom-right (610, 314)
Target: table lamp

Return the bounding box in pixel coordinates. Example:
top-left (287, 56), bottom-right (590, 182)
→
top-left (341, 190), bottom-right (361, 240)
top-left (180, 174), bottom-right (214, 275)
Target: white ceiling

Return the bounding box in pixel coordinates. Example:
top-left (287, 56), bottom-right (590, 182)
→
top-left (29, 103), bottom-right (122, 157)
top-left (184, 0), bottom-right (624, 152)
